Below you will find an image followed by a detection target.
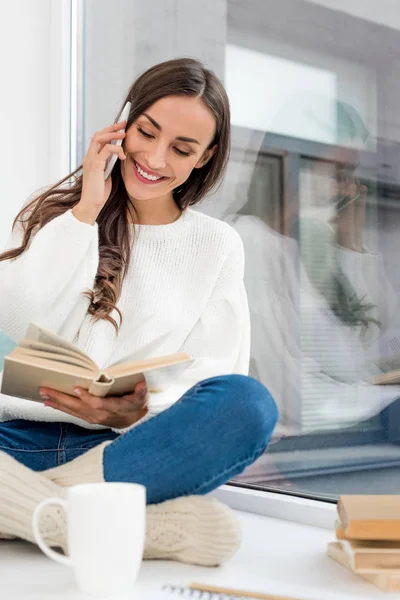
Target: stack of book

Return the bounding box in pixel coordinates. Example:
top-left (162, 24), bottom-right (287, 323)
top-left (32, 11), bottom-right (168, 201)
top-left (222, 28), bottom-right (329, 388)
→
top-left (328, 495), bottom-right (400, 591)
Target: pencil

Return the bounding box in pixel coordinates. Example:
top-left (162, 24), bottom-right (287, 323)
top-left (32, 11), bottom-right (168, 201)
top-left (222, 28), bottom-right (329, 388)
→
top-left (189, 582), bottom-right (305, 600)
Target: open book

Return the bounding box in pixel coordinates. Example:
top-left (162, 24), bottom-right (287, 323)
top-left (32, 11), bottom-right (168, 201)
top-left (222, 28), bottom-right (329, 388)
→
top-left (0, 322), bottom-right (193, 402)
top-left (371, 328), bottom-right (400, 385)
top-left (373, 369), bottom-right (400, 385)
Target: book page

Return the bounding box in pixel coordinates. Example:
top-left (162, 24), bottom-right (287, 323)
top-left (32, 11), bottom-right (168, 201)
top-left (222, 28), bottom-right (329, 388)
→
top-left (25, 322), bottom-right (96, 364)
top-left (19, 339), bottom-right (97, 369)
top-left (106, 352), bottom-right (192, 378)
top-left (6, 352), bottom-right (93, 377)
top-left (14, 346), bottom-right (96, 371)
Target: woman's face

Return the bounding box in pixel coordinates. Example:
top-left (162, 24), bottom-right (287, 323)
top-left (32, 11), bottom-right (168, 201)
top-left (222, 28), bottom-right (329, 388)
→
top-left (120, 95), bottom-right (217, 202)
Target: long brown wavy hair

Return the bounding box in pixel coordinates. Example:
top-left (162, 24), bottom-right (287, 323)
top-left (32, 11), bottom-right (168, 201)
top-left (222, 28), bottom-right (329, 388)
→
top-left (0, 58), bottom-right (231, 334)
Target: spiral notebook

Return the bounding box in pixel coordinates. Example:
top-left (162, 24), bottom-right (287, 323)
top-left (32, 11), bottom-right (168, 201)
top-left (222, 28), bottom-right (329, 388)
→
top-left (153, 583), bottom-right (302, 600)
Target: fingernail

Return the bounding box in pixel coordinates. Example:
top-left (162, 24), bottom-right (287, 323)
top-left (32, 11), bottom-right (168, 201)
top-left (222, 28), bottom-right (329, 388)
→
top-left (74, 388), bottom-right (82, 396)
top-left (40, 393), bottom-right (50, 400)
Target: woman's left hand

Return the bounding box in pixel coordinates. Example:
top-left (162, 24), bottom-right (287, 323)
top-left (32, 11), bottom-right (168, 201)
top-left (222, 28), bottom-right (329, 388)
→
top-left (39, 381), bottom-right (149, 429)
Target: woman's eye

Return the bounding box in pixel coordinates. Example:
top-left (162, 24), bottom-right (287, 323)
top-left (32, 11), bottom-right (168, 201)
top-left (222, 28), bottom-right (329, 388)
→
top-left (138, 127), bottom-right (154, 139)
top-left (175, 147), bottom-right (191, 157)
top-left (137, 127), bottom-right (190, 156)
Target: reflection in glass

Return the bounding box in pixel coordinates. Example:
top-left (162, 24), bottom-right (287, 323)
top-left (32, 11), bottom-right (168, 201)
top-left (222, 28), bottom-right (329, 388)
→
top-left (218, 0), bottom-right (400, 497)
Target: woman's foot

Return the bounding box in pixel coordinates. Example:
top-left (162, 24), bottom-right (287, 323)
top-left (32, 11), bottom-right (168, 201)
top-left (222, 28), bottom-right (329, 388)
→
top-left (44, 442), bottom-right (242, 565)
top-left (0, 450), bottom-right (67, 549)
top-left (0, 450), bottom-right (241, 566)
top-left (145, 495), bottom-right (242, 566)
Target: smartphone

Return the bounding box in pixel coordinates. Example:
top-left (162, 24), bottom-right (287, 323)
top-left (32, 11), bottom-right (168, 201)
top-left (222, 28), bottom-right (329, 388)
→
top-left (331, 164), bottom-right (360, 212)
top-left (104, 101), bottom-right (132, 180)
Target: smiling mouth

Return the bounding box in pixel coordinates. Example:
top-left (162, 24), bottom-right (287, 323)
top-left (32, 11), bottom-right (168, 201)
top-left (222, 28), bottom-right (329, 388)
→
top-left (132, 159), bottom-right (168, 183)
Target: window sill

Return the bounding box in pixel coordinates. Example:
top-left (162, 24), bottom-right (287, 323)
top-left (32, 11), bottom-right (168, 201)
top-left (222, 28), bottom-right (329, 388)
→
top-left (211, 484), bottom-right (337, 530)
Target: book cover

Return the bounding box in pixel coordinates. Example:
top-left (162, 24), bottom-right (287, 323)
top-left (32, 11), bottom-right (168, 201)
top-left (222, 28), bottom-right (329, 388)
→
top-left (337, 495), bottom-right (400, 541)
top-left (340, 539), bottom-right (400, 573)
top-left (327, 542), bottom-right (400, 592)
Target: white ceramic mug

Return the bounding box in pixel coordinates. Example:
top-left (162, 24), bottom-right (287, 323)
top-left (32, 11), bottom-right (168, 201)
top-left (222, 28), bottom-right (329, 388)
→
top-left (32, 482), bottom-right (146, 597)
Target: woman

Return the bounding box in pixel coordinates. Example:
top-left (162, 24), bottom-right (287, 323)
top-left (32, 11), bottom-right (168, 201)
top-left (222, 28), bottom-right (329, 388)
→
top-left (0, 58), bottom-right (278, 566)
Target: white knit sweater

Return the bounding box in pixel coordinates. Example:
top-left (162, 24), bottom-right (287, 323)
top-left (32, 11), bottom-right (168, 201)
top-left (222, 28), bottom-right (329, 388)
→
top-left (0, 203), bottom-right (250, 430)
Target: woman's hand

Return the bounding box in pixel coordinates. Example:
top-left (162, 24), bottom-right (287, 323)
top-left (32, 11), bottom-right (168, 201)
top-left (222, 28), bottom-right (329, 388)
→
top-left (72, 121), bottom-right (127, 225)
top-left (331, 170), bottom-right (367, 252)
top-left (39, 380), bottom-right (148, 429)
top-left (335, 185), bottom-right (367, 252)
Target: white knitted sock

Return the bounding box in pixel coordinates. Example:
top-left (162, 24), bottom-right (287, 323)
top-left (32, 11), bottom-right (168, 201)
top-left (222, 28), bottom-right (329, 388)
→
top-left (43, 442), bottom-right (242, 566)
top-left (145, 495), bottom-right (242, 566)
top-left (43, 441), bottom-right (110, 486)
top-left (0, 451), bottom-right (67, 551)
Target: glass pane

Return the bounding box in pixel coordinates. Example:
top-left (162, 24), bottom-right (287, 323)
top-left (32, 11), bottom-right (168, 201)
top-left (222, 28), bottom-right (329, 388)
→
top-left (227, 0), bottom-right (400, 499)
top-left (80, 0), bottom-right (400, 500)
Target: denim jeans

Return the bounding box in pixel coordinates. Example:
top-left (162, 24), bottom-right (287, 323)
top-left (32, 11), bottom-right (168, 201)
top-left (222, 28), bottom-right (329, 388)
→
top-left (0, 375), bottom-right (278, 504)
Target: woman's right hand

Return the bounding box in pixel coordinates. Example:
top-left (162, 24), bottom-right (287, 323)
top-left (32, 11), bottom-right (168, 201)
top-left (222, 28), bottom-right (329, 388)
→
top-left (72, 121), bottom-right (127, 225)
top-left (331, 171), bottom-right (367, 252)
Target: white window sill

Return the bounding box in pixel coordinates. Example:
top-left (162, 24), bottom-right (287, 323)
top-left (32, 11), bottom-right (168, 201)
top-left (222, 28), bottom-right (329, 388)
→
top-left (0, 491), bottom-right (396, 599)
top-left (211, 484), bottom-right (337, 530)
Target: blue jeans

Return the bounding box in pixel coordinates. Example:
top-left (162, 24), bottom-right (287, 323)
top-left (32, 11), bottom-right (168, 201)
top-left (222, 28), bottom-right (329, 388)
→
top-left (0, 375), bottom-right (278, 504)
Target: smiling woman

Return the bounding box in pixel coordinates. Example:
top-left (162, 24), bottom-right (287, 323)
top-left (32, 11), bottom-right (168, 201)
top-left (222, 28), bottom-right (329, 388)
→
top-left (0, 58), bottom-right (277, 567)
top-left (122, 95), bottom-right (218, 221)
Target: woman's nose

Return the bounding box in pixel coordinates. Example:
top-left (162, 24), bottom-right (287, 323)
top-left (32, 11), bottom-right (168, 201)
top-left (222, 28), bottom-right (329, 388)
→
top-left (146, 142), bottom-right (167, 171)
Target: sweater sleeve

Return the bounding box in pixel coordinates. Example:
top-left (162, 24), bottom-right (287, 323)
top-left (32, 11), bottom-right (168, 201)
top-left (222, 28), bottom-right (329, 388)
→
top-left (113, 233), bottom-right (251, 433)
top-left (148, 282), bottom-right (249, 409)
top-left (0, 197), bottom-right (99, 343)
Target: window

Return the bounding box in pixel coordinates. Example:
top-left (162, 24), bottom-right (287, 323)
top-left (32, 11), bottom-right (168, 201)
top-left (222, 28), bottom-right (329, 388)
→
top-left (73, 0), bottom-right (400, 504)
top-left (224, 0), bottom-right (400, 500)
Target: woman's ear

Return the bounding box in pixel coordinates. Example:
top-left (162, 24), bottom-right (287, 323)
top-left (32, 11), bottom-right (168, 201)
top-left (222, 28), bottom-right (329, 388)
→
top-left (194, 145), bottom-right (217, 169)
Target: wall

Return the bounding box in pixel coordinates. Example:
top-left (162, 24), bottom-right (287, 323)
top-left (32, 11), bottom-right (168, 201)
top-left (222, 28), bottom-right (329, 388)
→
top-left (81, 0), bottom-right (227, 163)
top-left (304, 0), bottom-right (400, 31)
top-left (0, 0), bottom-right (71, 248)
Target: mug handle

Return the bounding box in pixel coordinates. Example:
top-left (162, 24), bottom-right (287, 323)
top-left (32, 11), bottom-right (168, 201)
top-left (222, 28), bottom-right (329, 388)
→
top-left (32, 497), bottom-right (72, 567)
